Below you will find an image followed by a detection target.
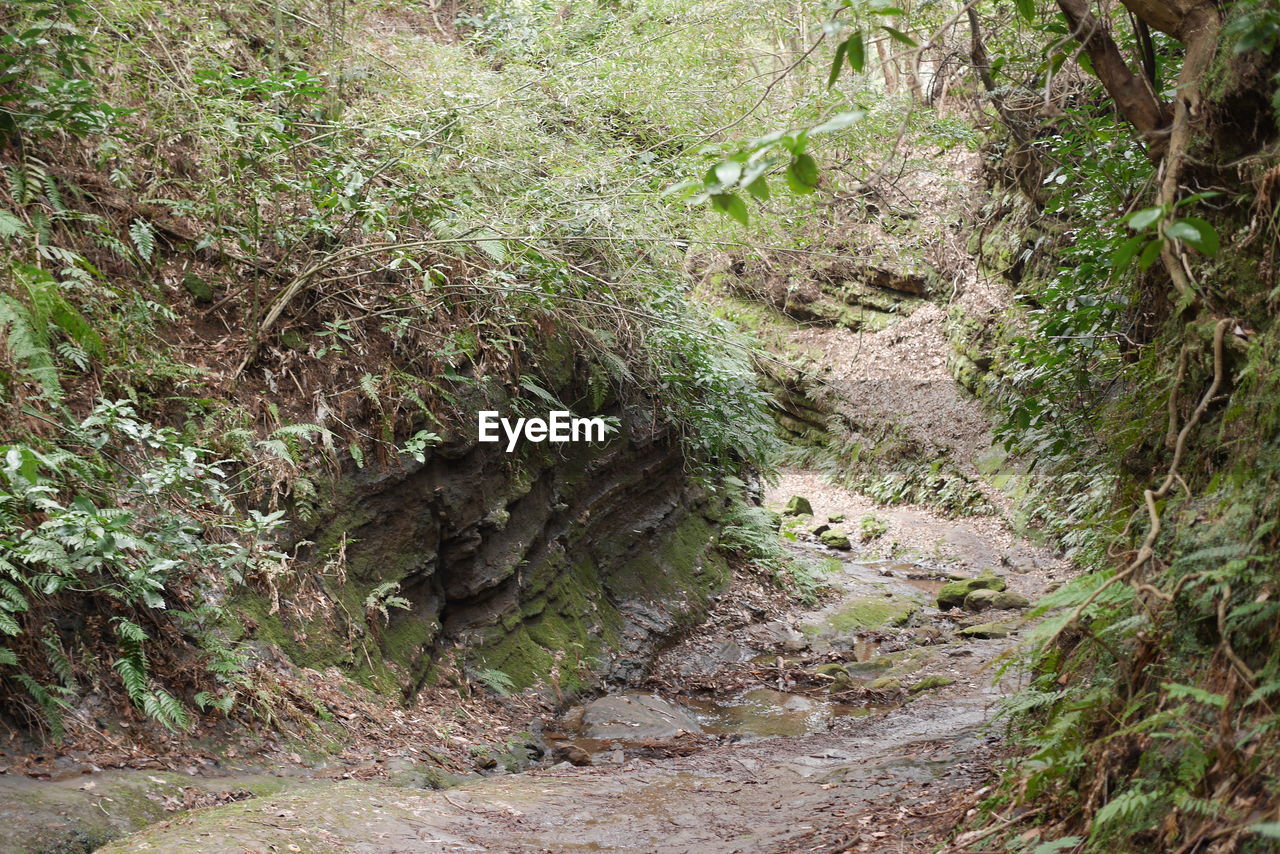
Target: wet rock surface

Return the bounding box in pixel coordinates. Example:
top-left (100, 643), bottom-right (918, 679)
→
top-left (571, 694), bottom-right (704, 741)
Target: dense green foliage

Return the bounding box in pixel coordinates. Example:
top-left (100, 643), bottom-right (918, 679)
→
top-left (959, 4), bottom-right (1280, 851)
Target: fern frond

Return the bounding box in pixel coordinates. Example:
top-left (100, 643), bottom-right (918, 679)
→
top-left (42, 172), bottom-right (65, 213)
top-left (270, 423), bottom-right (327, 442)
top-left (358, 372), bottom-right (382, 404)
top-left (0, 208), bottom-right (26, 238)
top-left (256, 438), bottom-right (295, 464)
top-left (1092, 787), bottom-right (1162, 833)
top-left (14, 673), bottom-right (67, 740)
top-left (142, 688), bottom-right (191, 732)
top-left (0, 293), bottom-right (61, 402)
top-left (112, 656), bottom-right (148, 701)
top-left (54, 340), bottom-right (89, 370)
top-left (128, 219), bottom-right (156, 263)
top-left (113, 618), bottom-right (149, 644)
top-left (41, 630), bottom-right (76, 689)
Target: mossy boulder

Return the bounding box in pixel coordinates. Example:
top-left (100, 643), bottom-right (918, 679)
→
top-left (844, 658), bottom-right (893, 677)
top-left (962, 588), bottom-right (999, 612)
top-left (819, 527), bottom-right (852, 549)
top-left (814, 662), bottom-right (855, 688)
top-left (866, 676), bottom-right (902, 692)
top-left (963, 588), bottom-right (1029, 612)
top-left (992, 591), bottom-right (1030, 610)
top-left (936, 569), bottom-right (1007, 610)
top-left (827, 513), bottom-right (846, 523)
top-left (818, 597), bottom-right (917, 633)
top-left (908, 675), bottom-right (955, 694)
top-left (783, 495), bottom-right (814, 516)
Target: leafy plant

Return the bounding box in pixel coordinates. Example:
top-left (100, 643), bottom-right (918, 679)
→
top-left (0, 0), bottom-right (121, 139)
top-left (364, 581), bottom-right (411, 625)
top-left (474, 667), bottom-right (516, 698)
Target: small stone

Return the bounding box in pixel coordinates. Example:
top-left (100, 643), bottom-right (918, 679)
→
top-left (810, 522), bottom-right (831, 536)
top-left (783, 495), bottom-right (814, 516)
top-left (827, 513), bottom-right (846, 524)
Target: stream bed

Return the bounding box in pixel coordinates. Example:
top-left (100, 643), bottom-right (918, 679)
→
top-left (3, 476), bottom-right (1064, 853)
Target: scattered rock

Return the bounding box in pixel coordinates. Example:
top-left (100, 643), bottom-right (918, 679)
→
top-left (936, 569), bottom-right (1007, 610)
top-left (958, 622), bottom-right (1015, 639)
top-left (576, 694), bottom-right (703, 741)
top-left (827, 513), bottom-right (846, 524)
top-left (783, 495), bottom-right (813, 516)
top-left (819, 528), bottom-right (852, 549)
top-left (810, 522), bottom-right (831, 536)
top-left (908, 676), bottom-right (955, 694)
top-left (549, 741), bottom-right (594, 767)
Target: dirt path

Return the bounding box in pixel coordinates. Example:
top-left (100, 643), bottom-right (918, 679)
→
top-left (97, 475), bottom-right (1060, 854)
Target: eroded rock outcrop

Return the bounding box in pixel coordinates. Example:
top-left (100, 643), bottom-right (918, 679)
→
top-left (243, 375), bottom-right (731, 697)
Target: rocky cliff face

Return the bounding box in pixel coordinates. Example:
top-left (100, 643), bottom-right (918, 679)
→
top-left (242, 401), bottom-right (730, 699)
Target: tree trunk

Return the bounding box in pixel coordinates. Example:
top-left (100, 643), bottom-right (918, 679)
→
top-left (1056, 0), bottom-right (1171, 154)
top-left (876, 39), bottom-right (899, 94)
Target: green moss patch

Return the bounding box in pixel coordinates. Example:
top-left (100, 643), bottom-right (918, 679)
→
top-left (806, 597), bottom-right (918, 636)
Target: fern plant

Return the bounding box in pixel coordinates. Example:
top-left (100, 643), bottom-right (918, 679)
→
top-left (0, 400), bottom-right (290, 736)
